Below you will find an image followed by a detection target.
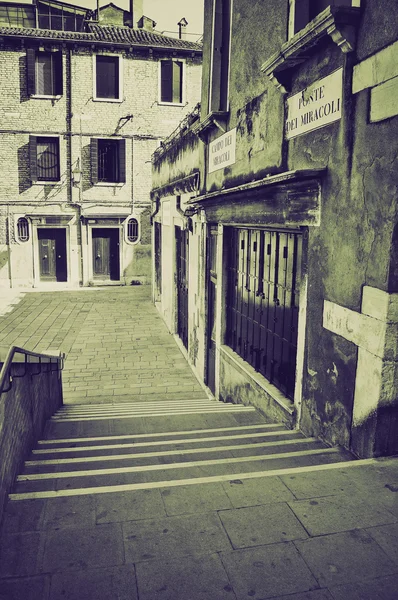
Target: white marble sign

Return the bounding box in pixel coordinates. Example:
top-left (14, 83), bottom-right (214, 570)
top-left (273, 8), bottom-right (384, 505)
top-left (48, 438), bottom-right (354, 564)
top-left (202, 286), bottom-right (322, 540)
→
top-left (285, 68), bottom-right (343, 140)
top-left (209, 128), bottom-right (236, 173)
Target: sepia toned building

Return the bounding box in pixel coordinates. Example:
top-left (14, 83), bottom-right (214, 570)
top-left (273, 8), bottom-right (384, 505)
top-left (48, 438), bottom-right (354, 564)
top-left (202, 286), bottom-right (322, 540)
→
top-left (151, 0), bottom-right (398, 458)
top-left (0, 0), bottom-right (202, 288)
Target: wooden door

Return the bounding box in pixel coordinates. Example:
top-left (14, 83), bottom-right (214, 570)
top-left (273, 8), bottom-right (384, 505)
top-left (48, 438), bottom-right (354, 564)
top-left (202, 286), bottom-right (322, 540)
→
top-left (175, 226), bottom-right (189, 349)
top-left (92, 228), bottom-right (120, 280)
top-left (38, 228), bottom-right (67, 282)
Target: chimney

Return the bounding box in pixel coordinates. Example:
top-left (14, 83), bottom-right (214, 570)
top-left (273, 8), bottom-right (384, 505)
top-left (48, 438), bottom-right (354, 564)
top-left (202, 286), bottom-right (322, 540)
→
top-left (137, 15), bottom-right (157, 32)
top-left (127, 0), bottom-right (143, 27)
top-left (178, 17), bottom-right (188, 40)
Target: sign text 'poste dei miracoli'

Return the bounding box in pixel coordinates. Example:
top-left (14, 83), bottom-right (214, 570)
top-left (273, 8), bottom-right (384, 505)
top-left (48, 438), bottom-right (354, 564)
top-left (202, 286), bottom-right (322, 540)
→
top-left (285, 68), bottom-right (343, 140)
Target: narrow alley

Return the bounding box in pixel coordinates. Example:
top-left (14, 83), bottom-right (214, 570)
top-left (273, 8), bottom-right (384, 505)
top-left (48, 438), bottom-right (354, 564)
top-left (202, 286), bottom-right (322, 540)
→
top-left (0, 287), bottom-right (397, 600)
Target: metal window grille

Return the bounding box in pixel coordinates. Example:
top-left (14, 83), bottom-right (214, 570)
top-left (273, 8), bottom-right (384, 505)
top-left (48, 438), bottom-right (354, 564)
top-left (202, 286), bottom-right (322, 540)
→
top-left (226, 228), bottom-right (303, 400)
top-left (98, 139), bottom-right (119, 182)
top-left (37, 137), bottom-right (60, 181)
top-left (127, 218), bottom-right (139, 243)
top-left (17, 217), bottom-right (29, 242)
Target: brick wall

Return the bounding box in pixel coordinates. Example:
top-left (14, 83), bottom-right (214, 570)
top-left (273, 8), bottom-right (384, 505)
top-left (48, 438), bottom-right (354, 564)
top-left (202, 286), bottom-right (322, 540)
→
top-left (0, 359), bottom-right (63, 524)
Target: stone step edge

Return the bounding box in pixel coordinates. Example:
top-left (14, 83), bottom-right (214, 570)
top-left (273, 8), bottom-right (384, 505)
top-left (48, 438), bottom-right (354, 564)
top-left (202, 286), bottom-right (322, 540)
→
top-left (10, 457), bottom-right (390, 501)
top-left (38, 423), bottom-right (285, 446)
top-left (33, 429), bottom-right (299, 455)
top-left (17, 447), bottom-right (340, 481)
top-left (49, 406), bottom-right (256, 422)
top-left (25, 437), bottom-right (320, 467)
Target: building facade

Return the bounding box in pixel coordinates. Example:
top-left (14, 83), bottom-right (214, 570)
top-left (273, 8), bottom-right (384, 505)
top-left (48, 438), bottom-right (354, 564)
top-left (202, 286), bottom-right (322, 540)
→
top-left (151, 0), bottom-right (398, 458)
top-left (0, 0), bottom-right (202, 288)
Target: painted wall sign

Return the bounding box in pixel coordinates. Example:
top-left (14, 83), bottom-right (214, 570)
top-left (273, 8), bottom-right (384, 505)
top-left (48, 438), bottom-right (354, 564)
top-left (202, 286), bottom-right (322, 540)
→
top-left (208, 128), bottom-right (236, 174)
top-left (285, 68), bottom-right (343, 140)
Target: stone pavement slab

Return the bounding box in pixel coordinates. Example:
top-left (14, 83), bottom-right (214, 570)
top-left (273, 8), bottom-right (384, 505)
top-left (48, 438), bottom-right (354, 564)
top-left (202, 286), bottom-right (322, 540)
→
top-left (220, 542), bottom-right (319, 600)
top-left (329, 573), bottom-right (398, 600)
top-left (160, 482), bottom-right (233, 516)
top-left (218, 502), bottom-right (308, 549)
top-left (49, 564), bottom-right (137, 600)
top-left (135, 553), bottom-right (233, 600)
top-left (294, 529), bottom-right (397, 587)
top-left (95, 489), bottom-right (166, 524)
top-left (288, 493), bottom-right (397, 536)
top-left (222, 475), bottom-right (295, 508)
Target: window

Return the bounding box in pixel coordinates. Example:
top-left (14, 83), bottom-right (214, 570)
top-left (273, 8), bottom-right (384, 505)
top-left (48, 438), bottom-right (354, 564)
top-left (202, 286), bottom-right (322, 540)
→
top-left (127, 218), bottom-right (139, 243)
top-left (91, 138), bottom-right (126, 184)
top-left (160, 60), bottom-right (183, 104)
top-left (30, 136), bottom-right (60, 182)
top-left (95, 55), bottom-right (122, 100)
top-left (26, 49), bottom-right (63, 97)
top-left (209, 0), bottom-right (231, 113)
top-left (17, 218), bottom-right (29, 242)
top-left (226, 228), bottom-right (303, 400)
top-left (288, 0), bottom-right (359, 38)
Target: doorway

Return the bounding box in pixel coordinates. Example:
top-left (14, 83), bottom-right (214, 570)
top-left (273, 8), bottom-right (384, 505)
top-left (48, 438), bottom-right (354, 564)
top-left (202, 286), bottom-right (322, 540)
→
top-left (92, 228), bottom-right (120, 280)
top-left (175, 226), bottom-right (189, 349)
top-left (38, 228), bottom-right (67, 282)
top-left (206, 226), bottom-right (218, 395)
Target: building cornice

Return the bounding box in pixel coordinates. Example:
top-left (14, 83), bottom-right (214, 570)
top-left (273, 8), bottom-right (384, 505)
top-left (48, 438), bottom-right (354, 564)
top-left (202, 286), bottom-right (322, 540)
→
top-left (261, 6), bottom-right (360, 93)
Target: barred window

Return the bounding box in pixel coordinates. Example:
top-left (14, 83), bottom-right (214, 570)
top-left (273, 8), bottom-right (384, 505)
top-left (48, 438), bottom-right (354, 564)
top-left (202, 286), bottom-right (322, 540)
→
top-left (91, 138), bottom-right (126, 184)
top-left (17, 217), bottom-right (29, 242)
top-left (29, 136), bottom-right (60, 182)
top-left (226, 228), bottom-right (303, 400)
top-left (127, 218), bottom-right (139, 243)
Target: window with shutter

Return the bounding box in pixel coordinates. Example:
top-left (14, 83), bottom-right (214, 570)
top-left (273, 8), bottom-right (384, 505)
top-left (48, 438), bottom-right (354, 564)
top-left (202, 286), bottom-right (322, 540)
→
top-left (30, 136), bottom-right (60, 182)
top-left (160, 60), bottom-right (183, 104)
top-left (95, 55), bottom-right (121, 100)
top-left (209, 0), bottom-right (231, 113)
top-left (30, 50), bottom-right (63, 96)
top-left (92, 139), bottom-right (126, 184)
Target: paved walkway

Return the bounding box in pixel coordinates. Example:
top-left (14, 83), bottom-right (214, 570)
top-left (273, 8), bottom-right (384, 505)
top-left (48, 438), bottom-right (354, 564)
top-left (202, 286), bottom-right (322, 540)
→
top-left (0, 286), bottom-right (397, 600)
top-left (0, 286), bottom-right (205, 404)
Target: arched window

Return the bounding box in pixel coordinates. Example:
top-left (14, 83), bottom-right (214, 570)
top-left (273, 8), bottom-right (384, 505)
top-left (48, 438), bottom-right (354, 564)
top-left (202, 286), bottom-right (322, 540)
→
top-left (127, 217), bottom-right (139, 243)
top-left (17, 217), bottom-right (29, 242)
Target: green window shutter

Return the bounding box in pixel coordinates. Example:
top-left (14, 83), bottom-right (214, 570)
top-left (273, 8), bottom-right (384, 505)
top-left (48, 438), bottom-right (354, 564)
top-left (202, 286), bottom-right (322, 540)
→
top-left (172, 61), bottom-right (183, 103)
top-left (161, 60), bottom-right (173, 102)
top-left (91, 138), bottom-right (98, 184)
top-left (54, 51), bottom-right (63, 95)
top-left (29, 135), bottom-right (38, 182)
top-left (118, 139), bottom-right (126, 183)
top-left (26, 48), bottom-right (36, 96)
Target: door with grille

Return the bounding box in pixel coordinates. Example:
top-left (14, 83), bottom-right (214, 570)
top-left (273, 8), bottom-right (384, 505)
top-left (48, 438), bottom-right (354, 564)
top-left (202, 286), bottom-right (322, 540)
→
top-left (175, 227), bottom-right (189, 349)
top-left (226, 228), bottom-right (302, 400)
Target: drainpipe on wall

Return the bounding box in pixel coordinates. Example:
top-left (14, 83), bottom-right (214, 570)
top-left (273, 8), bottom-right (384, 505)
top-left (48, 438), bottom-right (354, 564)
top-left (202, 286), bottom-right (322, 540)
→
top-left (6, 205), bottom-right (13, 288)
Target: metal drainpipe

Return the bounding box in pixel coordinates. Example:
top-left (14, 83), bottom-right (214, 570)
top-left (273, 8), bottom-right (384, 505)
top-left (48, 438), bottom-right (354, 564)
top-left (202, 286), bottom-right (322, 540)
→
top-left (6, 205), bottom-right (13, 288)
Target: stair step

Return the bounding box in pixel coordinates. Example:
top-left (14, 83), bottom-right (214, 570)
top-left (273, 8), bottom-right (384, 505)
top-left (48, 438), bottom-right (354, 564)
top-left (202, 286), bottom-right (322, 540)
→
top-left (50, 404), bottom-right (257, 422)
top-left (31, 430), bottom-right (301, 459)
top-left (9, 455), bottom-right (365, 501)
top-left (37, 422), bottom-right (286, 447)
top-left (23, 439), bottom-right (323, 473)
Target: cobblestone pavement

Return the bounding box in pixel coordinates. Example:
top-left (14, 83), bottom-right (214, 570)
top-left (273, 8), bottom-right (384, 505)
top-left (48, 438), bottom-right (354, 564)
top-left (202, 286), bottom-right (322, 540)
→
top-left (0, 285), bottom-right (206, 404)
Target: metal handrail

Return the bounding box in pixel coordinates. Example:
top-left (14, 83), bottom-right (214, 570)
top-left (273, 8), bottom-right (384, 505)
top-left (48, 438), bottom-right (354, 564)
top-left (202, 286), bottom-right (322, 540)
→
top-left (0, 346), bottom-right (65, 396)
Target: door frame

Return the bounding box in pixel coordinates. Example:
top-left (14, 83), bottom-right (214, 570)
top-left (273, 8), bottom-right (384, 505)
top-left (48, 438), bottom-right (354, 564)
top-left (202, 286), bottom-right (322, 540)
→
top-left (87, 225), bottom-right (122, 283)
top-left (33, 225), bottom-right (70, 287)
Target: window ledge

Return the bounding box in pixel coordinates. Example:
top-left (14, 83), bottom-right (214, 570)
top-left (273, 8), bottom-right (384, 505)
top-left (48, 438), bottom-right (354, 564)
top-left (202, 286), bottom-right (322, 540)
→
top-left (261, 5), bottom-right (361, 92)
top-left (31, 180), bottom-right (60, 185)
top-left (94, 182), bottom-right (125, 187)
top-left (192, 110), bottom-right (229, 138)
top-left (92, 97), bottom-right (123, 103)
top-left (31, 94), bottom-right (62, 100)
top-left (158, 101), bottom-right (185, 107)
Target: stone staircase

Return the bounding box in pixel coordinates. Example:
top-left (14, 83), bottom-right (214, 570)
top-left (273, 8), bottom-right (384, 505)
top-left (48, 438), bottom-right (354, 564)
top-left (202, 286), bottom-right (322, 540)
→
top-left (10, 397), bottom-right (354, 501)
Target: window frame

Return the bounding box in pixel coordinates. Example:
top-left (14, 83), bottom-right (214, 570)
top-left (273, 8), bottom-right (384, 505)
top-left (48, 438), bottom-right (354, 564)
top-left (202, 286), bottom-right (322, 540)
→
top-left (208, 0), bottom-right (232, 114)
top-left (27, 48), bottom-right (63, 98)
top-left (91, 137), bottom-right (126, 185)
top-left (288, 0), bottom-right (361, 39)
top-left (158, 59), bottom-right (185, 106)
top-left (30, 135), bottom-right (61, 184)
top-left (93, 53), bottom-right (123, 102)
top-left (126, 217), bottom-right (140, 244)
top-left (16, 217), bottom-right (30, 243)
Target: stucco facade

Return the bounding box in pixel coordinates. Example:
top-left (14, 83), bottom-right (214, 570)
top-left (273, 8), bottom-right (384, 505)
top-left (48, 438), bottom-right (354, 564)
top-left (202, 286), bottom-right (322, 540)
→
top-left (0, 1), bottom-right (202, 288)
top-left (151, 0), bottom-right (398, 458)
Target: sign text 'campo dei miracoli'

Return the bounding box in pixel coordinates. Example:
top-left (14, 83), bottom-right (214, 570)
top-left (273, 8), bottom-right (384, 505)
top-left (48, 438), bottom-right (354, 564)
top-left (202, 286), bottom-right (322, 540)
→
top-left (209, 128), bottom-right (236, 173)
top-left (285, 68), bottom-right (343, 140)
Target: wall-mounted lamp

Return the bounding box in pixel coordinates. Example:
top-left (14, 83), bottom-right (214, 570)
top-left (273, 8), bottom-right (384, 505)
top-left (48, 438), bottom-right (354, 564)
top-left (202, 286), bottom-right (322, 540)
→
top-left (72, 158), bottom-right (82, 185)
